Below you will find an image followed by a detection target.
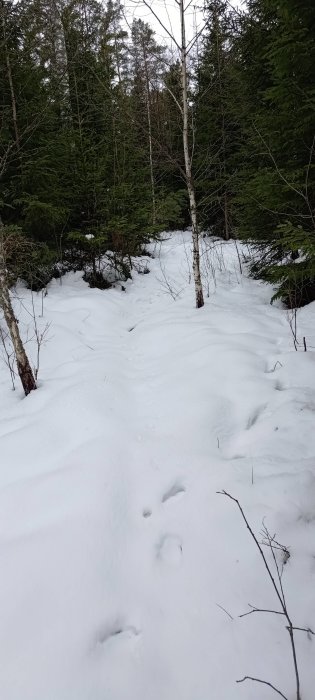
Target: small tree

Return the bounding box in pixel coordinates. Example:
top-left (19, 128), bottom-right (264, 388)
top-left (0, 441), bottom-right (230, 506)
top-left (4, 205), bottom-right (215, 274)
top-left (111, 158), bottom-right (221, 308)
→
top-left (0, 221), bottom-right (36, 396)
top-left (141, 0), bottom-right (205, 308)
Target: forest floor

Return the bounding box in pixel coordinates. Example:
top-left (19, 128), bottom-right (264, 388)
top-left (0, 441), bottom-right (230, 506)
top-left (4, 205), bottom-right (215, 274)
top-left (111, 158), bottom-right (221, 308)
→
top-left (0, 231), bottom-right (315, 699)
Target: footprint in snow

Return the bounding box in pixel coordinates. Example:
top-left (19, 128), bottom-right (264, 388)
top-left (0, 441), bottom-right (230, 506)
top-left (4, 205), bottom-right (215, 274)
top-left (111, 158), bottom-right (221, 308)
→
top-left (142, 482), bottom-right (185, 519)
top-left (274, 379), bottom-right (285, 391)
top-left (161, 482), bottom-right (186, 504)
top-left (156, 534), bottom-right (183, 567)
top-left (246, 404), bottom-right (267, 430)
top-left (143, 508), bottom-right (152, 518)
top-left (95, 619), bottom-right (140, 647)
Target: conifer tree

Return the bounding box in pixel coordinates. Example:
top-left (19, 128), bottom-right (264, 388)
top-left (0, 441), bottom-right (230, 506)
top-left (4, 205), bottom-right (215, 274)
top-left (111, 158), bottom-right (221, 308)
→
top-left (235, 0), bottom-right (315, 305)
top-left (195, 0), bottom-right (236, 239)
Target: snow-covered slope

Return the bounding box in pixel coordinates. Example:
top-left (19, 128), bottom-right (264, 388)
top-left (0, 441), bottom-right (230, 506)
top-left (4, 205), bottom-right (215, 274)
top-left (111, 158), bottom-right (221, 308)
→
top-left (0, 232), bottom-right (315, 700)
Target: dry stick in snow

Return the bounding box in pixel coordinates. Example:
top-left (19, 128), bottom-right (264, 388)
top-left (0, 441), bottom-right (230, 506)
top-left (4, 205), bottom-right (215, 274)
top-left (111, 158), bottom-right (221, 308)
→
top-left (236, 676), bottom-right (288, 700)
top-left (157, 256), bottom-right (182, 300)
top-left (29, 293), bottom-right (51, 380)
top-left (234, 239), bottom-right (243, 276)
top-left (181, 232), bottom-right (192, 283)
top-left (0, 322), bottom-right (16, 390)
top-left (217, 490), bottom-right (314, 700)
top-left (287, 308), bottom-right (298, 351)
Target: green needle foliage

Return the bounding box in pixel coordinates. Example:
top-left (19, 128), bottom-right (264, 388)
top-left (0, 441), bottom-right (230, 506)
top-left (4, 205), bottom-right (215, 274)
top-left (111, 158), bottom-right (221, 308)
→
top-left (0, 0), bottom-right (186, 289)
top-left (1, 0), bottom-right (315, 304)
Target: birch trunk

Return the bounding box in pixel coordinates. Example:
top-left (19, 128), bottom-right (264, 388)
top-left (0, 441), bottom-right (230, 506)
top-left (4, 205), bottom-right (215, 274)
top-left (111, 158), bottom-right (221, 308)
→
top-left (180, 0), bottom-right (204, 308)
top-left (0, 225), bottom-right (36, 396)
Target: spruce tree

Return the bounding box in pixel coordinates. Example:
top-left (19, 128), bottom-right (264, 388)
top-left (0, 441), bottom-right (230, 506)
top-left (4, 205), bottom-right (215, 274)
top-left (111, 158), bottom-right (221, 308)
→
top-left (235, 0), bottom-right (315, 305)
top-left (195, 0), bottom-right (237, 239)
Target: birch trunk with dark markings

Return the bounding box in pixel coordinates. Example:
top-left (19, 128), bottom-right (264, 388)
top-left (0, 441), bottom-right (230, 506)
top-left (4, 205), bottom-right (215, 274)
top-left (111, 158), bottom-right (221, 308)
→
top-left (142, 0), bottom-right (205, 308)
top-left (179, 0), bottom-right (204, 308)
top-left (0, 221), bottom-right (36, 396)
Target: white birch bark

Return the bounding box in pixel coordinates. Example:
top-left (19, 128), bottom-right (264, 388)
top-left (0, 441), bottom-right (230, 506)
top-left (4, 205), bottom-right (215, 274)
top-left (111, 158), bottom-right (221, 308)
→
top-left (180, 0), bottom-right (204, 308)
top-left (0, 223), bottom-right (36, 396)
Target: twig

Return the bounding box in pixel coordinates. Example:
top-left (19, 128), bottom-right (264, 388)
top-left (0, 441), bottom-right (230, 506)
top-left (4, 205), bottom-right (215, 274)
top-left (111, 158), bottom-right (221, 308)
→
top-left (218, 491), bottom-right (303, 700)
top-left (236, 676), bottom-right (288, 700)
top-left (239, 604), bottom-right (285, 619)
top-left (0, 321), bottom-right (16, 389)
top-left (268, 361), bottom-right (283, 373)
top-left (289, 626), bottom-right (315, 636)
top-left (217, 491), bottom-right (285, 608)
top-left (216, 603), bottom-right (234, 621)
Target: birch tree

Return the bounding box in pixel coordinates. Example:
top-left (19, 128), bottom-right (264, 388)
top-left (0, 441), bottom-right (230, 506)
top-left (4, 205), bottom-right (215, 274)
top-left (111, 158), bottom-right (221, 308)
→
top-left (179, 0), bottom-right (204, 307)
top-left (0, 221), bottom-right (36, 396)
top-left (142, 0), bottom-right (205, 308)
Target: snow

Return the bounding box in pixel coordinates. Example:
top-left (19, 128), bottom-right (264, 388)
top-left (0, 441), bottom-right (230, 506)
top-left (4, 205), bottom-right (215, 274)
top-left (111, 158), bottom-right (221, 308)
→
top-left (0, 231), bottom-right (315, 700)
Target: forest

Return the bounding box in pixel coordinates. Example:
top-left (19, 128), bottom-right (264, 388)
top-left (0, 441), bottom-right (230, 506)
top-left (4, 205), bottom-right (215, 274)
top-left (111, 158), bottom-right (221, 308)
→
top-left (1, 0), bottom-right (315, 306)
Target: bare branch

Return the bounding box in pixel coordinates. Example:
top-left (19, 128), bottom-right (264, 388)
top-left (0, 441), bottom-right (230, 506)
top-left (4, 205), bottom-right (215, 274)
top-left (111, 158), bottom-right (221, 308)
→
top-left (218, 490), bottom-right (303, 700)
top-left (239, 604), bottom-right (285, 619)
top-left (216, 603), bottom-right (234, 621)
top-left (236, 676), bottom-right (288, 700)
top-left (288, 626), bottom-right (315, 636)
top-left (217, 490), bottom-right (285, 609)
top-left (141, 0), bottom-right (181, 50)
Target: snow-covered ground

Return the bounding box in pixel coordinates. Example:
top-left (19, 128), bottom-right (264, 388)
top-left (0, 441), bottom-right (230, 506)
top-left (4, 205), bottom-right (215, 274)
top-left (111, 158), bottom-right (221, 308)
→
top-left (0, 232), bottom-right (315, 700)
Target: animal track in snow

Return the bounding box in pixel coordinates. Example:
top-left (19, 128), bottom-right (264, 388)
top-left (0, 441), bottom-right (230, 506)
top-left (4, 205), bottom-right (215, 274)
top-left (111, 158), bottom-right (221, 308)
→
top-left (95, 619), bottom-right (140, 647)
top-left (156, 534), bottom-right (183, 566)
top-left (246, 404), bottom-right (267, 430)
top-left (161, 482), bottom-right (186, 504)
top-left (142, 508), bottom-right (152, 518)
top-left (275, 379), bottom-right (285, 391)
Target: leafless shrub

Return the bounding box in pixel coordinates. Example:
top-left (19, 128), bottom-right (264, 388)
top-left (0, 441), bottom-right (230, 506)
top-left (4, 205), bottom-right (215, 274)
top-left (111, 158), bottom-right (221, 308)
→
top-left (17, 292), bottom-right (51, 381)
top-left (30, 294), bottom-right (51, 380)
top-left (287, 308), bottom-right (299, 351)
top-left (201, 240), bottom-right (217, 297)
top-left (157, 260), bottom-right (183, 300)
top-left (0, 320), bottom-right (16, 390)
top-left (181, 233), bottom-right (192, 284)
top-left (286, 308), bottom-right (307, 352)
top-left (218, 490), bottom-right (314, 700)
top-left (234, 239), bottom-right (243, 276)
top-left (200, 238), bottom-right (230, 296)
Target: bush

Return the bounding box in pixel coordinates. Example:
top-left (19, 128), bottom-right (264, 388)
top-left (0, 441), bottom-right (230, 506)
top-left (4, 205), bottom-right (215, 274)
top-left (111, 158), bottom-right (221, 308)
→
top-left (249, 222), bottom-right (315, 308)
top-left (65, 230), bottom-right (132, 289)
top-left (82, 270), bottom-right (112, 289)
